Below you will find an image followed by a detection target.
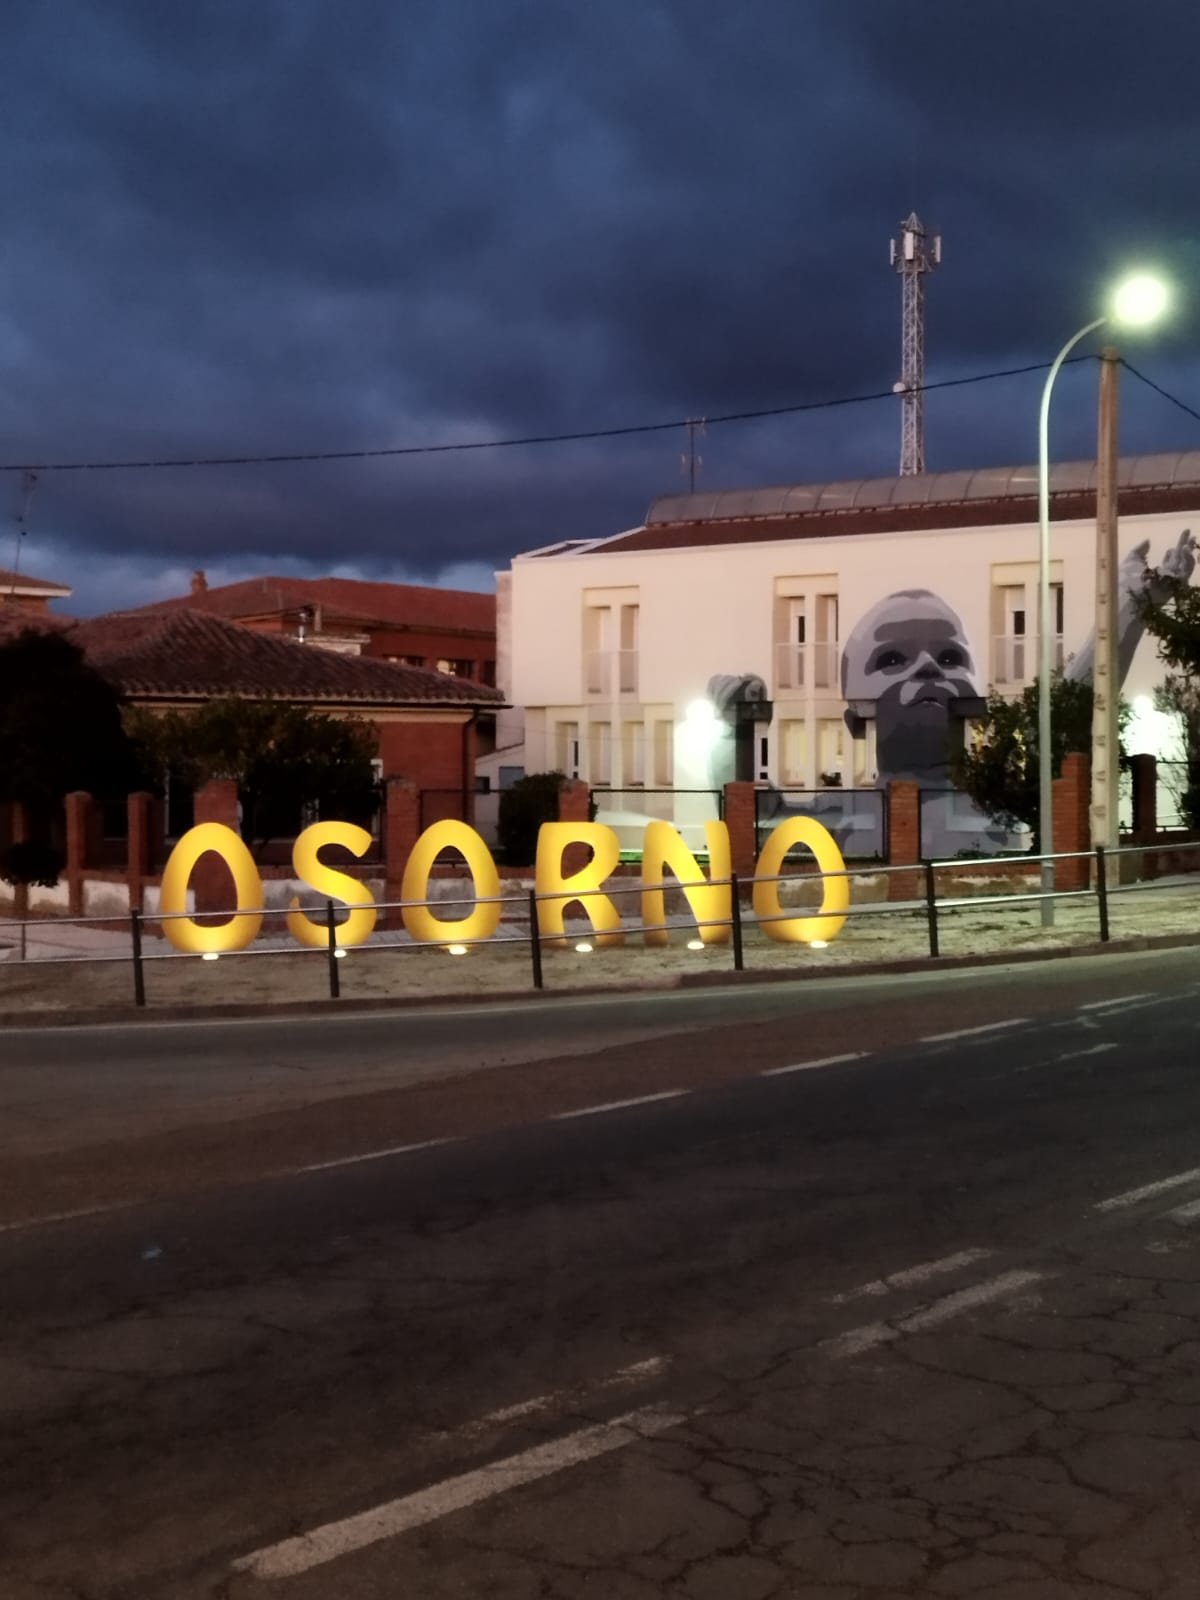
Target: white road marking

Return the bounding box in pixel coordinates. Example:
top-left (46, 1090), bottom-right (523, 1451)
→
top-left (233, 1403), bottom-right (686, 1580)
top-left (1079, 993), bottom-right (1153, 1010)
top-left (290, 1138), bottom-right (456, 1175)
top-left (829, 1248), bottom-right (993, 1304)
top-left (920, 1018), bottom-right (1029, 1044)
top-left (1094, 1167), bottom-right (1200, 1213)
top-left (464, 1357), bottom-right (670, 1435)
top-left (826, 1269), bottom-right (1045, 1358)
top-left (0, 1202), bottom-right (131, 1235)
top-left (1164, 1197), bottom-right (1200, 1224)
top-left (762, 1052), bottom-right (867, 1077)
top-left (1055, 1043), bottom-right (1119, 1063)
top-left (552, 1090), bottom-right (687, 1121)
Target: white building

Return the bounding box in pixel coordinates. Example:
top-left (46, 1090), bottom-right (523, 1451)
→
top-left (499, 453), bottom-right (1200, 853)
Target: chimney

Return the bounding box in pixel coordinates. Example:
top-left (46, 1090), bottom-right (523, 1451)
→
top-left (190, 569), bottom-right (208, 595)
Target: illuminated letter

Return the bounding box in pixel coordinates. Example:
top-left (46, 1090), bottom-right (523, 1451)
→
top-left (400, 820), bottom-right (502, 945)
top-left (159, 822), bottom-right (263, 954)
top-left (640, 820), bottom-right (731, 947)
top-left (752, 817), bottom-right (849, 943)
top-left (287, 821), bottom-right (378, 948)
top-left (535, 822), bottom-right (624, 948)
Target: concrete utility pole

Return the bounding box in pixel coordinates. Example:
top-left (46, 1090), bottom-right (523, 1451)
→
top-left (890, 213), bottom-right (941, 476)
top-left (1090, 347), bottom-right (1121, 850)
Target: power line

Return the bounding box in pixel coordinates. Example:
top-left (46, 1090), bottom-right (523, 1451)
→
top-left (1119, 358), bottom-right (1200, 426)
top-left (0, 356), bottom-right (1089, 476)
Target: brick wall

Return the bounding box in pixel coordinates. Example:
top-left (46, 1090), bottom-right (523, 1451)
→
top-left (1052, 751), bottom-right (1091, 890)
top-left (886, 780), bottom-right (921, 901)
top-left (723, 782), bottom-right (758, 884)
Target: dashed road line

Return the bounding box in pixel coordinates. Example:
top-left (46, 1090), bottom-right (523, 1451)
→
top-left (1055, 1042), bottom-right (1119, 1063)
top-left (829, 1248), bottom-right (993, 1304)
top-left (826, 1269), bottom-right (1046, 1359)
top-left (1164, 1197), bottom-right (1200, 1224)
top-left (0, 1202), bottom-right (132, 1236)
top-left (762, 1052), bottom-right (867, 1077)
top-left (1095, 1167), bottom-right (1200, 1213)
top-left (289, 1138), bottom-right (457, 1175)
top-left (1079, 993), bottom-right (1153, 1010)
top-left (233, 1403), bottom-right (687, 1580)
top-left (920, 1018), bottom-right (1029, 1044)
top-left (552, 1090), bottom-right (688, 1121)
top-left (459, 1357), bottom-right (671, 1437)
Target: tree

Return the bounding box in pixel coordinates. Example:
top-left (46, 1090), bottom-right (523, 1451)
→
top-left (127, 698), bottom-right (379, 850)
top-left (497, 771), bottom-right (566, 866)
top-left (1135, 570), bottom-right (1200, 830)
top-left (952, 675), bottom-right (1096, 845)
top-left (0, 628), bottom-right (141, 815)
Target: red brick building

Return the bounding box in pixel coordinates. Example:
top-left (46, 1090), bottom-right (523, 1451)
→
top-left (71, 608), bottom-right (503, 826)
top-left (128, 571), bottom-right (497, 684)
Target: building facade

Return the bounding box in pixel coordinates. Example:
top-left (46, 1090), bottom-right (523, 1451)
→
top-left (504, 453), bottom-right (1200, 855)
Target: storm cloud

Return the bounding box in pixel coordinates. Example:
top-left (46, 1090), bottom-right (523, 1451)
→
top-left (3, 0), bottom-right (1200, 612)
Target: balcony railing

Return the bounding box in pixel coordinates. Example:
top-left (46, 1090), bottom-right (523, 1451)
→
top-left (993, 633), bottom-right (1063, 687)
top-left (585, 649), bottom-right (639, 697)
top-left (774, 639), bottom-right (839, 693)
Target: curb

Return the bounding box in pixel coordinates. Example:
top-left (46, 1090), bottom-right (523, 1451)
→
top-left (2, 927), bottom-right (1199, 1030)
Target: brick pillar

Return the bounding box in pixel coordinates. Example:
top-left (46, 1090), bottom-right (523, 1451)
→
top-left (886, 780), bottom-right (921, 901)
top-left (557, 779), bottom-right (593, 877)
top-left (1129, 751), bottom-right (1159, 880)
top-left (1052, 751), bottom-right (1092, 890)
top-left (723, 781), bottom-right (758, 885)
top-left (127, 791), bottom-right (153, 912)
top-left (63, 791), bottom-right (91, 917)
top-left (384, 778), bottom-right (420, 922)
top-left (191, 778), bottom-right (241, 913)
top-left (10, 801), bottom-right (28, 919)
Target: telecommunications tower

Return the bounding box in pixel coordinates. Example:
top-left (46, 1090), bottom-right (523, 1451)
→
top-left (890, 212), bottom-right (941, 475)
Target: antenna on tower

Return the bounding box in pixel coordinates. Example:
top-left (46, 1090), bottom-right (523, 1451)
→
top-left (890, 213), bottom-right (941, 475)
top-left (680, 417), bottom-right (706, 493)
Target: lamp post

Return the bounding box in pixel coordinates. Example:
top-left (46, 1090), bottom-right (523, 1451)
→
top-left (1036, 274), bottom-right (1168, 927)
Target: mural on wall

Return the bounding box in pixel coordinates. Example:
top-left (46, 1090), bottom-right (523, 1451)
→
top-left (715, 528), bottom-right (1197, 859)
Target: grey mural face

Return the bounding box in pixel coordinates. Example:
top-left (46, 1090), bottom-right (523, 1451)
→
top-left (842, 589), bottom-right (979, 784)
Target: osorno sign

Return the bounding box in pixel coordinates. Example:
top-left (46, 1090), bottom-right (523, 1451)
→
top-left (157, 816), bottom-right (849, 954)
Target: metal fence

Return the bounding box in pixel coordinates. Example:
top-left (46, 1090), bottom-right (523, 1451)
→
top-left (590, 788), bottom-right (723, 823)
top-left (755, 788), bottom-right (887, 859)
top-left (917, 789), bottom-right (1032, 861)
top-left (6, 838), bottom-right (1192, 1011)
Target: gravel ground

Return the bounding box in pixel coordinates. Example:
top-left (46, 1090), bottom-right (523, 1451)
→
top-left (1, 877), bottom-right (1198, 1014)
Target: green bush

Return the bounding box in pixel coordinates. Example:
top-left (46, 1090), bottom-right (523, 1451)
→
top-left (497, 771), bottom-right (565, 866)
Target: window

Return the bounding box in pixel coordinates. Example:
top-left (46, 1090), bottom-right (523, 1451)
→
top-left (618, 604), bottom-right (639, 695)
top-left (555, 721), bottom-right (580, 778)
top-left (436, 657), bottom-right (474, 677)
top-left (622, 721), bottom-right (645, 785)
top-left (653, 719), bottom-right (674, 785)
top-left (584, 604), bottom-right (612, 695)
top-left (773, 577), bottom-right (838, 695)
top-left (780, 719), bottom-right (808, 785)
top-left (589, 721), bottom-right (612, 784)
top-left (817, 719), bottom-right (844, 784)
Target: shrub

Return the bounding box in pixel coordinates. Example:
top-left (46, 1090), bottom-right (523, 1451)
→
top-left (497, 771), bottom-right (565, 866)
top-left (0, 840), bottom-right (66, 888)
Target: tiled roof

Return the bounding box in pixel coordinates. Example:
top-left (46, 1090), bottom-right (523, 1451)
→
top-left (0, 607), bottom-right (76, 642)
top-left (71, 609), bottom-right (504, 706)
top-left (129, 574), bottom-right (495, 634)
top-left (599, 482), bottom-right (1200, 555)
top-left (0, 566), bottom-right (72, 596)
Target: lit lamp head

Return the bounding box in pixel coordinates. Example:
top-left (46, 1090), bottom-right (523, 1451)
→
top-left (1111, 273), bottom-right (1169, 328)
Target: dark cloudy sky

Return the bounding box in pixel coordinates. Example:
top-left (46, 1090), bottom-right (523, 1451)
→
top-left (4, 0), bottom-right (1200, 614)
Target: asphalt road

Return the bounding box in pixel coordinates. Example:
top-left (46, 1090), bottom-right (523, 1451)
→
top-left (3, 949), bottom-right (1200, 1596)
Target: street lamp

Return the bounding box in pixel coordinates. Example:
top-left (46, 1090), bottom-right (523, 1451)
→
top-left (1036, 272), bottom-right (1169, 925)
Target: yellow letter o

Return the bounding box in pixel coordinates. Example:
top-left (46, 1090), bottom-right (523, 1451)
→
top-left (752, 816), bottom-right (849, 943)
top-left (159, 822), bottom-right (264, 954)
top-left (400, 820), bottom-right (502, 945)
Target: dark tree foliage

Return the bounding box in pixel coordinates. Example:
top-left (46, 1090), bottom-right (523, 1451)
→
top-left (951, 675), bottom-right (1096, 846)
top-left (497, 771), bottom-right (566, 866)
top-left (1136, 574), bottom-right (1200, 830)
top-left (0, 629), bottom-right (141, 812)
top-left (127, 698), bottom-right (379, 850)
